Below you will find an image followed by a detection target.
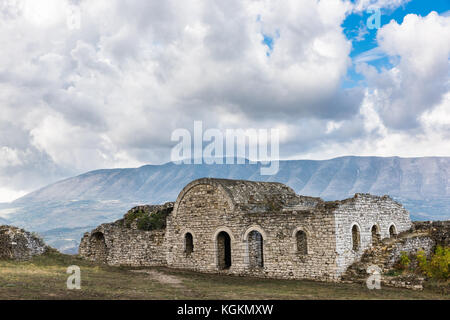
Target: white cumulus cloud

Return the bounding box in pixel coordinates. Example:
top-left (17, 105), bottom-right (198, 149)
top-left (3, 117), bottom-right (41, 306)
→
top-left (0, 1), bottom-right (448, 201)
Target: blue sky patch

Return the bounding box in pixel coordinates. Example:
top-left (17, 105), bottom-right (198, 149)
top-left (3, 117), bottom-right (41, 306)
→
top-left (342, 0), bottom-right (450, 87)
top-left (262, 30), bottom-right (280, 56)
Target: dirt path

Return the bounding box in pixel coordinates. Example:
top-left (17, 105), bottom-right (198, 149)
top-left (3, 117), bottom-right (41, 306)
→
top-left (130, 269), bottom-right (185, 288)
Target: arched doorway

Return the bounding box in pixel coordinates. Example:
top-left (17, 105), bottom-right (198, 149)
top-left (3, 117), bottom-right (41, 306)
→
top-left (389, 224), bottom-right (397, 238)
top-left (371, 225), bottom-right (381, 246)
top-left (217, 231), bottom-right (231, 269)
top-left (90, 232), bottom-right (107, 263)
top-left (247, 230), bottom-right (264, 268)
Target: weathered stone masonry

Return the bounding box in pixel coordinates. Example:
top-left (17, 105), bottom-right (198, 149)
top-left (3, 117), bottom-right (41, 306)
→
top-left (79, 178), bottom-right (412, 282)
top-left (0, 225), bottom-right (47, 260)
top-left (79, 221), bottom-right (166, 266)
top-left (333, 194), bottom-right (412, 275)
top-left (165, 179), bottom-right (344, 281)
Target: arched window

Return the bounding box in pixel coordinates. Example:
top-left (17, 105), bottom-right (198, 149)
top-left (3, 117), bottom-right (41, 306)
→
top-left (296, 230), bottom-right (308, 255)
top-left (185, 232), bottom-right (193, 256)
top-left (247, 230), bottom-right (264, 268)
top-left (352, 225), bottom-right (360, 251)
top-left (389, 225), bottom-right (397, 238)
top-left (217, 231), bottom-right (232, 269)
top-left (90, 232), bottom-right (107, 263)
top-left (371, 225), bottom-right (380, 246)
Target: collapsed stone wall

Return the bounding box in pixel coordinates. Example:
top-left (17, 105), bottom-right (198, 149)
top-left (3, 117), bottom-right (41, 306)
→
top-left (123, 202), bottom-right (174, 230)
top-left (333, 194), bottom-right (412, 276)
top-left (388, 235), bottom-right (435, 268)
top-left (411, 220), bottom-right (450, 247)
top-left (342, 228), bottom-right (437, 290)
top-left (0, 225), bottom-right (47, 260)
top-left (79, 209), bottom-right (169, 266)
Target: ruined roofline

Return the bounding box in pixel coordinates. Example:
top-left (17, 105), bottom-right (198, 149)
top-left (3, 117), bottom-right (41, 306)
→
top-left (85, 178), bottom-right (406, 222)
top-left (151, 178), bottom-right (407, 215)
top-left (173, 178), bottom-right (301, 214)
top-left (177, 178), bottom-right (397, 202)
top-left (183, 177), bottom-right (293, 190)
top-left (322, 193), bottom-right (404, 208)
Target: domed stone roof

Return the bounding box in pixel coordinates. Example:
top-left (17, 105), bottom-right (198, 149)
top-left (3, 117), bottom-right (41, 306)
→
top-left (174, 178), bottom-right (319, 213)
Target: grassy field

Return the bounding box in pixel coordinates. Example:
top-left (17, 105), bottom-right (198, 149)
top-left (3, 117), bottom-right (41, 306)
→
top-left (0, 250), bottom-right (448, 300)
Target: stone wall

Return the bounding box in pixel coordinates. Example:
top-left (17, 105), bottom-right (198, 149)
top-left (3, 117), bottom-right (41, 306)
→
top-left (333, 194), bottom-right (412, 276)
top-left (0, 225), bottom-right (47, 260)
top-left (387, 235), bottom-right (435, 268)
top-left (165, 180), bottom-right (339, 281)
top-left (342, 230), bottom-right (436, 290)
top-left (412, 220), bottom-right (450, 246)
top-left (79, 221), bottom-right (166, 266)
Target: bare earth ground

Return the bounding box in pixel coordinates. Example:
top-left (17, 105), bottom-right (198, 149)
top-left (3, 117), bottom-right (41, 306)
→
top-left (0, 250), bottom-right (448, 300)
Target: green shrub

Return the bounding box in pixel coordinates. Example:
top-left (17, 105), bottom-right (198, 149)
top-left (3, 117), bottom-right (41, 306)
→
top-left (399, 251), bottom-right (411, 269)
top-left (124, 209), bottom-right (147, 228)
top-left (416, 246), bottom-right (450, 280)
top-left (384, 269), bottom-right (402, 277)
top-left (136, 210), bottom-right (168, 231)
top-left (124, 207), bottom-right (171, 231)
top-left (416, 249), bottom-right (428, 273)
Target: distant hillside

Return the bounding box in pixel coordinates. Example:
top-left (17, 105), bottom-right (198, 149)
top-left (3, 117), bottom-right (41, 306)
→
top-left (0, 204), bottom-right (12, 225)
top-left (3, 156), bottom-right (450, 253)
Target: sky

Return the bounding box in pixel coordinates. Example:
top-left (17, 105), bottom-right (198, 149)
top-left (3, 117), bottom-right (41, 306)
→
top-left (0, 0), bottom-right (449, 202)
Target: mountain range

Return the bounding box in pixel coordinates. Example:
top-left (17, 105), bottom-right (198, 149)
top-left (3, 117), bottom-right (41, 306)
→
top-left (1, 156), bottom-right (449, 253)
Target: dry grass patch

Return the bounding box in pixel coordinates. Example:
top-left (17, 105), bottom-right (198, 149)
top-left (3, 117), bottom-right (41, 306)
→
top-left (0, 250), bottom-right (449, 300)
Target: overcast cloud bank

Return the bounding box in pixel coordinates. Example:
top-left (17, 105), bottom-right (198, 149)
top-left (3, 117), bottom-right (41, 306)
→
top-left (0, 0), bottom-right (449, 202)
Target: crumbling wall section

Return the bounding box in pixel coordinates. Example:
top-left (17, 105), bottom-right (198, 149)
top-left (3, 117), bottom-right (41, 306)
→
top-left (79, 222), bottom-right (166, 266)
top-left (0, 225), bottom-right (47, 260)
top-left (342, 230), bottom-right (436, 290)
top-left (411, 220), bottom-right (450, 247)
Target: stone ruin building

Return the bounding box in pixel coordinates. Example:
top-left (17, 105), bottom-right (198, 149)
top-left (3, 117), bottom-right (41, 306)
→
top-left (0, 225), bottom-right (48, 260)
top-left (79, 178), bottom-right (421, 282)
